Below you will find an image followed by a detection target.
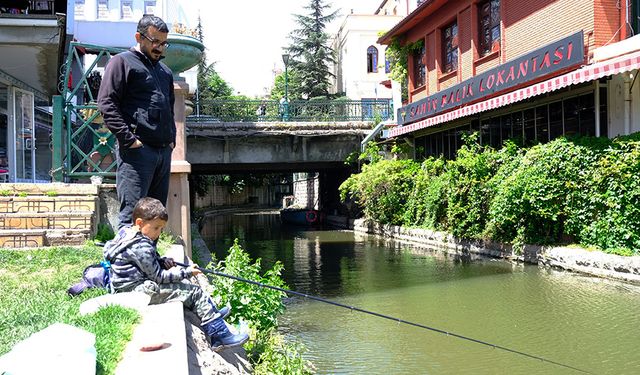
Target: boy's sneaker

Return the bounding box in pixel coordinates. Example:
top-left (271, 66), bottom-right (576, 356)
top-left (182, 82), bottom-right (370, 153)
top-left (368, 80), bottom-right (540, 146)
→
top-left (210, 331), bottom-right (249, 352)
top-left (202, 317), bottom-right (249, 352)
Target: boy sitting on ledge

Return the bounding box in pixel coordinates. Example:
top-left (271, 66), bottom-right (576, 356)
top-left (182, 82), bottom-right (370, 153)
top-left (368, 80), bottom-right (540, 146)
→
top-left (104, 197), bottom-right (249, 350)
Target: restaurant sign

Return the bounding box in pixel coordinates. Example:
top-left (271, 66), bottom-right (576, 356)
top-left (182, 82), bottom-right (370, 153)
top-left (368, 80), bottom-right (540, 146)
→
top-left (397, 31), bottom-right (584, 126)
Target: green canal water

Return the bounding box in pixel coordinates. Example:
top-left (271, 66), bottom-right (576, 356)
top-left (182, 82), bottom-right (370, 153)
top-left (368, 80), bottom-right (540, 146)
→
top-left (201, 211), bottom-right (640, 374)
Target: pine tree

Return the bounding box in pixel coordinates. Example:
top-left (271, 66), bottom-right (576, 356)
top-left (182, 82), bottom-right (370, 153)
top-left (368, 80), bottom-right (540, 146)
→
top-left (195, 15), bottom-right (209, 96)
top-left (286, 0), bottom-right (338, 99)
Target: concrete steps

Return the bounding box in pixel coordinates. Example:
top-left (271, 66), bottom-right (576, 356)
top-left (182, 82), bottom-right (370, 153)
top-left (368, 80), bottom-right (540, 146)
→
top-left (0, 196), bottom-right (97, 213)
top-left (0, 211), bottom-right (94, 230)
top-left (0, 229), bottom-right (92, 247)
top-left (0, 183), bottom-right (99, 247)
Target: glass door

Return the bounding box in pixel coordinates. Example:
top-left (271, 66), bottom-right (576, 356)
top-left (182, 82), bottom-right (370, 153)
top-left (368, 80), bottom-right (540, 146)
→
top-left (11, 87), bottom-right (35, 183)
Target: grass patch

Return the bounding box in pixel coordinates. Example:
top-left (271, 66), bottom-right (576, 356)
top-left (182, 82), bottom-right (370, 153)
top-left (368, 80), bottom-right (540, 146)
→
top-left (0, 247), bottom-right (139, 375)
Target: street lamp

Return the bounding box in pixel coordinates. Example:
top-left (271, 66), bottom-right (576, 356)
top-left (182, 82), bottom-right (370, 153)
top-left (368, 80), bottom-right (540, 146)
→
top-left (281, 53), bottom-right (290, 121)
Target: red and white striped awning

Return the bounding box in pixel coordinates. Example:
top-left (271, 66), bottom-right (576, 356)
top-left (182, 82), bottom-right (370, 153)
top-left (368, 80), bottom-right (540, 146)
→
top-left (390, 50), bottom-right (640, 137)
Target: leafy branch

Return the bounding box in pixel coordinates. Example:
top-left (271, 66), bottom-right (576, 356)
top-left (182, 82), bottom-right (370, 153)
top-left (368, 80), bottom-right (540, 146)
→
top-left (384, 37), bottom-right (424, 82)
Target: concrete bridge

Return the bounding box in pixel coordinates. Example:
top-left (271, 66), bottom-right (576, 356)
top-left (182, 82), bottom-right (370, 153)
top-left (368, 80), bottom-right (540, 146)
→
top-left (186, 120), bottom-right (373, 174)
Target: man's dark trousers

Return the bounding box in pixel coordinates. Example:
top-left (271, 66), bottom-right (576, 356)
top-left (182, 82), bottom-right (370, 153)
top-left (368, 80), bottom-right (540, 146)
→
top-left (116, 144), bottom-right (173, 228)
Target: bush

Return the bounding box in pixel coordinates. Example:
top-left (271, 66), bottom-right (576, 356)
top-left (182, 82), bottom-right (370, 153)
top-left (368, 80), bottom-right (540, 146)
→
top-left (486, 137), bottom-right (600, 247)
top-left (208, 239), bottom-right (287, 331)
top-left (344, 132), bottom-right (640, 255)
top-left (576, 140), bottom-right (640, 253)
top-left (249, 330), bottom-right (314, 375)
top-left (340, 158), bottom-right (420, 225)
top-left (403, 157), bottom-right (447, 229)
top-left (207, 239), bottom-right (313, 373)
top-left (94, 223), bottom-right (115, 243)
top-left (443, 134), bottom-right (501, 239)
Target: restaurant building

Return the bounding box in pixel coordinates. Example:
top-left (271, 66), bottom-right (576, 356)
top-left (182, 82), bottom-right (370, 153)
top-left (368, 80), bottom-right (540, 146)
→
top-left (378, 0), bottom-right (640, 159)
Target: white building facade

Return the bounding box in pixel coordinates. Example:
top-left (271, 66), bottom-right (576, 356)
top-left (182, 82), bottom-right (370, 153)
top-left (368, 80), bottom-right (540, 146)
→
top-left (71, 0), bottom-right (197, 90)
top-left (331, 13), bottom-right (403, 101)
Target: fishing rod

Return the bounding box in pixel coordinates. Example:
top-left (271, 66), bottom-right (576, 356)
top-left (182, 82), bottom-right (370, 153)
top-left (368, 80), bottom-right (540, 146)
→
top-left (176, 261), bottom-right (591, 374)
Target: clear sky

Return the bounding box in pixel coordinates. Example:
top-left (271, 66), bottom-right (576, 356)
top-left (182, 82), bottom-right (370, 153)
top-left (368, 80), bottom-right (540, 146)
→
top-left (178, 0), bottom-right (385, 97)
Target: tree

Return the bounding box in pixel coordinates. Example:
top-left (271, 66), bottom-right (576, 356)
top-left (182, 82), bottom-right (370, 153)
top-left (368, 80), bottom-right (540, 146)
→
top-left (286, 0), bottom-right (338, 99)
top-left (270, 69), bottom-right (303, 100)
top-left (200, 69), bottom-right (233, 99)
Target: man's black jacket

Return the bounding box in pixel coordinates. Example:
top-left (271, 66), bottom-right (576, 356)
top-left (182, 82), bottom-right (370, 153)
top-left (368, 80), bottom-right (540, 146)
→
top-left (98, 48), bottom-right (176, 149)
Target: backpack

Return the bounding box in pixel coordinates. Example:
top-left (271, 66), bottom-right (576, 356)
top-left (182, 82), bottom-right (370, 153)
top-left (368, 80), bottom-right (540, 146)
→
top-left (68, 229), bottom-right (143, 296)
top-left (67, 261), bottom-right (112, 296)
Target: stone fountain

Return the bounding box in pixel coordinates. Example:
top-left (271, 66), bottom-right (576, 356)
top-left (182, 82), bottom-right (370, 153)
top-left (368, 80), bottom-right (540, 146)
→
top-left (162, 33), bottom-right (204, 74)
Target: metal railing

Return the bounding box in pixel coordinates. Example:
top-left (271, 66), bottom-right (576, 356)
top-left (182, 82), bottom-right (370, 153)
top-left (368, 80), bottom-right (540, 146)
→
top-left (51, 43), bottom-right (392, 181)
top-left (52, 42), bottom-right (124, 181)
top-left (189, 98), bottom-right (392, 123)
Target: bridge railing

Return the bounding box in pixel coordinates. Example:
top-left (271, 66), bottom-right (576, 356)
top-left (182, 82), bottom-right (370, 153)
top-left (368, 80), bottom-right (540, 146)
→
top-left (189, 98), bottom-right (392, 123)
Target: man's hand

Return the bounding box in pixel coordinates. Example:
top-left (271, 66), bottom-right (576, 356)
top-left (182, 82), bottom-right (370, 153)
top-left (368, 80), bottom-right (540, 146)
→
top-left (169, 142), bottom-right (175, 149)
top-left (130, 139), bottom-right (143, 148)
top-left (161, 257), bottom-right (176, 269)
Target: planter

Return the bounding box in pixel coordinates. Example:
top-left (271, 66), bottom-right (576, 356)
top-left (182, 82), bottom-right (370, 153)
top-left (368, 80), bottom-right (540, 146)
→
top-left (162, 33), bottom-right (204, 74)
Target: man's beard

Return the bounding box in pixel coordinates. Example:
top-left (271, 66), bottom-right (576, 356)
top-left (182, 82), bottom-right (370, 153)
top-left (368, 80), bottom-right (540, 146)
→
top-left (145, 48), bottom-right (162, 62)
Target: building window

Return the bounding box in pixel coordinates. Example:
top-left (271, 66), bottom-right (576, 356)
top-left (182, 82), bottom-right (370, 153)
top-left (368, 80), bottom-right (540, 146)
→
top-left (367, 46), bottom-right (378, 73)
top-left (144, 0), bottom-right (156, 15)
top-left (74, 0), bottom-right (85, 18)
top-left (385, 56), bottom-right (391, 74)
top-left (121, 1), bottom-right (133, 19)
top-left (413, 44), bottom-right (426, 88)
top-left (478, 0), bottom-right (501, 57)
top-left (442, 22), bottom-right (458, 73)
top-left (97, 0), bottom-right (109, 19)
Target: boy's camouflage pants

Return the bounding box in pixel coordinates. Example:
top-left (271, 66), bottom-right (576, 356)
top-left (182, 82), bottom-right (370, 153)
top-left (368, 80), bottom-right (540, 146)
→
top-left (131, 280), bottom-right (218, 323)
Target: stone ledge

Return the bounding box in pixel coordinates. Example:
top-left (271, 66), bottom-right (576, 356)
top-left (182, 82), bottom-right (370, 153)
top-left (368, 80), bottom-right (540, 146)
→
top-left (0, 183), bottom-right (99, 196)
top-left (116, 301), bottom-right (188, 375)
top-left (353, 219), bottom-right (640, 284)
top-left (171, 160), bottom-right (192, 173)
top-left (540, 246), bottom-right (640, 284)
top-left (164, 244), bottom-right (251, 374)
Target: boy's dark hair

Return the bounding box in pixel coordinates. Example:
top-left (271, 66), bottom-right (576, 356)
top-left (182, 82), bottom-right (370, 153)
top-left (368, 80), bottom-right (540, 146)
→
top-left (133, 197), bottom-right (168, 222)
top-left (137, 14), bottom-right (169, 34)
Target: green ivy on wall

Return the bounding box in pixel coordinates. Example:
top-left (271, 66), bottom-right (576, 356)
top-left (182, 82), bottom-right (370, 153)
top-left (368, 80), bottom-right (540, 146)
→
top-left (384, 37), bottom-right (424, 83)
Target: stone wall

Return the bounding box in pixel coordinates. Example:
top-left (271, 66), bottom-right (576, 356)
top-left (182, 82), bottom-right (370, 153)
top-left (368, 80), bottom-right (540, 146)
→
top-left (292, 173), bottom-right (320, 210)
top-left (353, 219), bottom-right (640, 284)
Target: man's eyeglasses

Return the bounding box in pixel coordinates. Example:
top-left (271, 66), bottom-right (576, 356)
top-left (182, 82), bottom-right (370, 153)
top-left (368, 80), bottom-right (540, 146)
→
top-left (140, 32), bottom-right (169, 48)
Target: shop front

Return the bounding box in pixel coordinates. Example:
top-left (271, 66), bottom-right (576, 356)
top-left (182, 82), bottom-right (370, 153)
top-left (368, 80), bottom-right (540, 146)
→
top-left (390, 34), bottom-right (640, 160)
top-left (0, 78), bottom-right (52, 183)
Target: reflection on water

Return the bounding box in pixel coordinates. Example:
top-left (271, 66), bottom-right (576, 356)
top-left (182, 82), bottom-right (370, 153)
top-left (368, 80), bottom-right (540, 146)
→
top-left (201, 212), bottom-right (640, 375)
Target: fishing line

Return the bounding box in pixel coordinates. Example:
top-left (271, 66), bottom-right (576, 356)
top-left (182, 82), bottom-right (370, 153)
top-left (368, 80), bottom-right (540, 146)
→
top-left (176, 261), bottom-right (591, 374)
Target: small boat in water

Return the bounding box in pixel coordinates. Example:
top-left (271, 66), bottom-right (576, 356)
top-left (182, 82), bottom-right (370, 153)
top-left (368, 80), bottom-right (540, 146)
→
top-left (280, 208), bottom-right (324, 226)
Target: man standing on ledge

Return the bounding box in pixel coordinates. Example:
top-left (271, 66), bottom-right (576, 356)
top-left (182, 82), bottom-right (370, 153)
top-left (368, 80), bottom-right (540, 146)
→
top-left (98, 14), bottom-right (175, 229)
